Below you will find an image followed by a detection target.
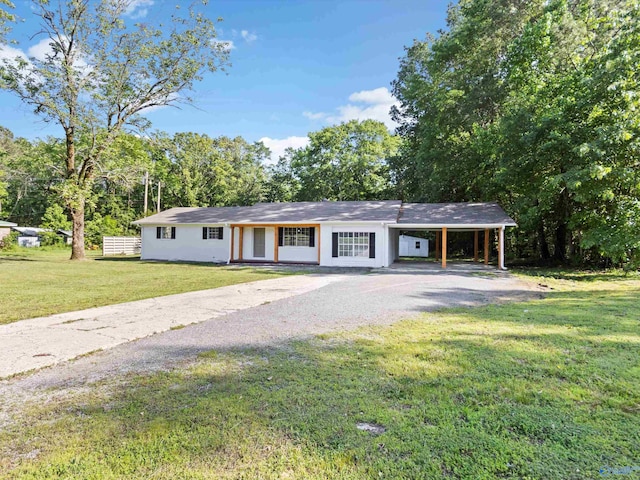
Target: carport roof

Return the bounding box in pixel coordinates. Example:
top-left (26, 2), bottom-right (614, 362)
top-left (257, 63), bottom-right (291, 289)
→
top-left (397, 202), bottom-right (516, 227)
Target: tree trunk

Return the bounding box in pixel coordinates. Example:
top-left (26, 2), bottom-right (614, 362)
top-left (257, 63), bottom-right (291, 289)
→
top-left (538, 223), bottom-right (551, 260)
top-left (70, 202), bottom-right (86, 260)
top-left (553, 222), bottom-right (567, 262)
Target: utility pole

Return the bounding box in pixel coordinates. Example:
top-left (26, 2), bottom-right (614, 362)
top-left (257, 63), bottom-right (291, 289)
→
top-left (143, 171), bottom-right (149, 215)
top-left (157, 181), bottom-right (161, 213)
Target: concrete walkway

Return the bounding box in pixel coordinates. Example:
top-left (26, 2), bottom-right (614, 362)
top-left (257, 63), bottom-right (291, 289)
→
top-left (0, 274), bottom-right (349, 378)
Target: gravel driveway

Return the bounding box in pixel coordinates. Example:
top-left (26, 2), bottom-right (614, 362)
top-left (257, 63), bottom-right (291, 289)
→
top-left (0, 263), bottom-right (540, 417)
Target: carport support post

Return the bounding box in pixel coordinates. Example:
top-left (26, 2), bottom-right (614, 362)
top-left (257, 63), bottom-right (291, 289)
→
top-left (441, 227), bottom-right (447, 269)
top-left (274, 226), bottom-right (279, 263)
top-left (484, 229), bottom-right (490, 265)
top-left (498, 226), bottom-right (505, 270)
top-left (474, 230), bottom-right (479, 262)
top-left (239, 227), bottom-right (244, 260)
top-left (230, 226), bottom-right (235, 261)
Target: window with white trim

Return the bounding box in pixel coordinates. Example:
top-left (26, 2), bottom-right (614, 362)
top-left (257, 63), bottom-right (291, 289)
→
top-left (338, 232), bottom-right (369, 257)
top-left (283, 227), bottom-right (311, 246)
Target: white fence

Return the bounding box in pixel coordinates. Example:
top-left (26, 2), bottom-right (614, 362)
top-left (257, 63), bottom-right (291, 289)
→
top-left (102, 236), bottom-right (141, 256)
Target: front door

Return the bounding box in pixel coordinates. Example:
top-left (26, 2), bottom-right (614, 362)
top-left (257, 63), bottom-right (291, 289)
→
top-left (253, 228), bottom-right (265, 258)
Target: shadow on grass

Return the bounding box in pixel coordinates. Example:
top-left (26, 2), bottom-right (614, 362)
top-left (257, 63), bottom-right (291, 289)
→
top-left (0, 256), bottom-right (34, 262)
top-left (3, 284), bottom-right (639, 479)
top-left (513, 267), bottom-right (639, 282)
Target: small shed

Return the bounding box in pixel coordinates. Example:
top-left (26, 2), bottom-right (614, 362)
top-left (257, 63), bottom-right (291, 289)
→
top-left (399, 234), bottom-right (429, 257)
top-left (12, 227), bottom-right (47, 247)
top-left (0, 220), bottom-right (17, 243)
top-left (58, 229), bottom-right (73, 245)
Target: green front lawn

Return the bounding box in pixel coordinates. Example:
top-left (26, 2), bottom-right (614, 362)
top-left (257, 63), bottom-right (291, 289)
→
top-left (0, 248), bottom-right (286, 325)
top-left (1, 271), bottom-right (638, 479)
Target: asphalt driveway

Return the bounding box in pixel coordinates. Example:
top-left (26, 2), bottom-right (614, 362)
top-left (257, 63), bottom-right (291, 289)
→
top-left (0, 263), bottom-right (540, 397)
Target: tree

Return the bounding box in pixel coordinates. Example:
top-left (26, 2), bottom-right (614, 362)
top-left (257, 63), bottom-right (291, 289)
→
top-left (40, 203), bottom-right (71, 231)
top-left (285, 120), bottom-right (400, 202)
top-left (0, 0), bottom-right (14, 41)
top-left (154, 133), bottom-right (268, 209)
top-left (392, 0), bottom-right (640, 266)
top-left (0, 0), bottom-right (229, 259)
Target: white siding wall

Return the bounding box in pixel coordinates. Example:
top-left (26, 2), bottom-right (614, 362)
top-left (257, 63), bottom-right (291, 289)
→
top-left (388, 228), bottom-right (400, 264)
top-left (278, 227), bottom-right (318, 263)
top-left (140, 225), bottom-right (230, 262)
top-left (319, 223), bottom-right (388, 268)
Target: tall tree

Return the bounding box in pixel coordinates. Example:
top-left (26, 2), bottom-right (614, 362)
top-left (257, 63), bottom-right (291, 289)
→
top-left (285, 120), bottom-right (399, 202)
top-left (0, 0), bottom-right (229, 259)
top-left (392, 0), bottom-right (640, 266)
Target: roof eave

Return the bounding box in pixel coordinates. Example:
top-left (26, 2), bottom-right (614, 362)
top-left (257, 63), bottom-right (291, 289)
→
top-left (392, 223), bottom-right (517, 229)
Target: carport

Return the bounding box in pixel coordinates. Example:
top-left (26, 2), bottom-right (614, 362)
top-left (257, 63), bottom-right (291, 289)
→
top-left (390, 202), bottom-right (517, 270)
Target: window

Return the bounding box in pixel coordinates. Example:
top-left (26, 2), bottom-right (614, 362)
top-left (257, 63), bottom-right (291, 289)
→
top-left (283, 227), bottom-right (311, 246)
top-left (337, 232), bottom-right (369, 257)
top-left (156, 226), bottom-right (175, 239)
top-left (415, 241), bottom-right (421, 249)
top-left (203, 227), bottom-right (224, 240)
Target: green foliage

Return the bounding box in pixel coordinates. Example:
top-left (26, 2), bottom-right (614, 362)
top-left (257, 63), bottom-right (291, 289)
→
top-left (40, 204), bottom-right (71, 231)
top-left (0, 229), bottom-right (17, 250)
top-left (268, 120), bottom-right (400, 202)
top-left (155, 133), bottom-right (268, 208)
top-left (38, 230), bottom-right (64, 247)
top-left (0, 0), bottom-right (230, 259)
top-left (84, 213), bottom-right (123, 247)
top-left (0, 0), bottom-right (14, 42)
top-left (392, 0), bottom-right (640, 267)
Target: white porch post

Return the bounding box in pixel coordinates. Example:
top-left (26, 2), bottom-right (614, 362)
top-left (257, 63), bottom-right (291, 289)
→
top-left (498, 226), bottom-right (506, 270)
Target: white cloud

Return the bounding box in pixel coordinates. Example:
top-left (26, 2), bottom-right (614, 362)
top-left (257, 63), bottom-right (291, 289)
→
top-left (124, 0), bottom-right (154, 19)
top-left (241, 30), bottom-right (258, 43)
top-left (303, 111), bottom-right (326, 120)
top-left (0, 44), bottom-right (28, 64)
top-left (348, 87), bottom-right (395, 105)
top-left (27, 38), bottom-right (53, 61)
top-left (259, 136), bottom-right (309, 164)
top-left (304, 87), bottom-right (399, 130)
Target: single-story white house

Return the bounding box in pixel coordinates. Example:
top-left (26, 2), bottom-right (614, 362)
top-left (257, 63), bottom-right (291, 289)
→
top-left (133, 200), bottom-right (517, 269)
top-left (399, 234), bottom-right (429, 257)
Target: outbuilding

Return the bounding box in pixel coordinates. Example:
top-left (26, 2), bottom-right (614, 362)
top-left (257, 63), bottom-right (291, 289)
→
top-left (133, 200), bottom-right (516, 269)
top-left (0, 220), bottom-right (17, 243)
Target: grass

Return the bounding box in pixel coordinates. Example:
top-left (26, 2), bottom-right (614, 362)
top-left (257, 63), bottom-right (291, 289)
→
top-left (0, 248), bottom-right (287, 325)
top-left (1, 271), bottom-right (638, 478)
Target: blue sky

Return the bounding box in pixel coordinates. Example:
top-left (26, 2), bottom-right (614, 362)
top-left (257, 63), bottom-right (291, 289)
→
top-left (0, 0), bottom-right (449, 161)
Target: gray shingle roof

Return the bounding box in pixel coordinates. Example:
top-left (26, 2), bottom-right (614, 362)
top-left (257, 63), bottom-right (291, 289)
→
top-left (246, 201), bottom-right (402, 222)
top-left (398, 202), bottom-right (516, 226)
top-left (134, 201), bottom-right (402, 225)
top-left (0, 220), bottom-right (17, 227)
top-left (133, 206), bottom-right (255, 225)
top-left (133, 201), bottom-right (516, 227)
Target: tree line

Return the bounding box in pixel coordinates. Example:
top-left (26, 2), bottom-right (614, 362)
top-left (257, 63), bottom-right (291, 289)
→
top-left (0, 120), bottom-right (399, 246)
top-left (391, 0), bottom-right (639, 267)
